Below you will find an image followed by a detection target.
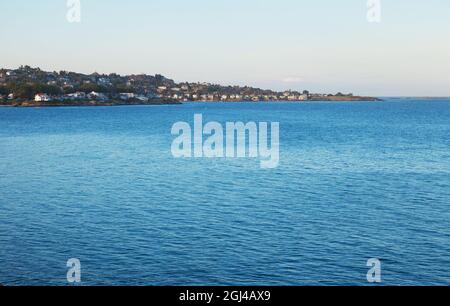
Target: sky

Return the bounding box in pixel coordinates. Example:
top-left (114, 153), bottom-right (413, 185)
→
top-left (1, 0), bottom-right (450, 96)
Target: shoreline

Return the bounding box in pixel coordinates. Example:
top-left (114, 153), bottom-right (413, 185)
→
top-left (0, 97), bottom-right (382, 108)
top-left (0, 100), bottom-right (183, 108)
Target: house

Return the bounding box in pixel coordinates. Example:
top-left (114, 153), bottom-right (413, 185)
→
top-left (66, 92), bottom-right (86, 100)
top-left (35, 93), bottom-right (51, 102)
top-left (298, 94), bottom-right (309, 101)
top-left (119, 93), bottom-right (135, 100)
top-left (88, 91), bottom-right (108, 101)
top-left (136, 95), bottom-right (149, 102)
top-left (98, 78), bottom-right (112, 86)
top-left (7, 93), bottom-right (14, 100)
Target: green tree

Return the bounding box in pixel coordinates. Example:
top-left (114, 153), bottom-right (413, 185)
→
top-left (0, 86), bottom-right (10, 95)
top-left (76, 83), bottom-right (110, 93)
top-left (114, 84), bottom-right (135, 93)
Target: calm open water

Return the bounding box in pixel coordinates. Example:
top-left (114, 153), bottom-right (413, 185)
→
top-left (0, 99), bottom-right (449, 286)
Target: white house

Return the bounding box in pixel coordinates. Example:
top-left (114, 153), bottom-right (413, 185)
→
top-left (88, 91), bottom-right (108, 101)
top-left (35, 93), bottom-right (51, 102)
top-left (119, 93), bottom-right (135, 100)
top-left (136, 95), bottom-right (149, 102)
top-left (66, 92), bottom-right (86, 100)
top-left (98, 78), bottom-right (112, 86)
top-left (298, 94), bottom-right (309, 101)
top-left (7, 93), bottom-right (14, 100)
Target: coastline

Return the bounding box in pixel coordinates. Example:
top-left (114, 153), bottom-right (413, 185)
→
top-left (0, 100), bottom-right (183, 108)
top-left (0, 66), bottom-right (382, 107)
top-left (0, 96), bottom-right (382, 108)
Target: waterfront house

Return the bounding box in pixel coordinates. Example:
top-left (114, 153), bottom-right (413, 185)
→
top-left (119, 93), bottom-right (136, 100)
top-left (35, 93), bottom-right (51, 102)
top-left (298, 94), bottom-right (308, 101)
top-left (88, 91), bottom-right (108, 101)
top-left (66, 92), bottom-right (86, 100)
top-left (136, 95), bottom-right (149, 102)
top-left (7, 93), bottom-right (14, 100)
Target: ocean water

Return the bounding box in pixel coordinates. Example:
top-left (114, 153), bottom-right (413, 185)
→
top-left (0, 99), bottom-right (449, 286)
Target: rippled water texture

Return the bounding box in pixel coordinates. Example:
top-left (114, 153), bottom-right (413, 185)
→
top-left (0, 99), bottom-right (449, 285)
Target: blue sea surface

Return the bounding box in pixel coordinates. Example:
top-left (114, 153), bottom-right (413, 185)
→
top-left (0, 99), bottom-right (449, 286)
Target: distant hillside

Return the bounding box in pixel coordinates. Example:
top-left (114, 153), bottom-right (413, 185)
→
top-left (0, 66), bottom-right (379, 106)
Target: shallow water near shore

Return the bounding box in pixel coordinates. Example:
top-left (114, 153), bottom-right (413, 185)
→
top-left (0, 99), bottom-right (449, 286)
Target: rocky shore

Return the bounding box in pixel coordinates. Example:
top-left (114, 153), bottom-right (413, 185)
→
top-left (1, 97), bottom-right (381, 107)
top-left (0, 100), bottom-right (183, 107)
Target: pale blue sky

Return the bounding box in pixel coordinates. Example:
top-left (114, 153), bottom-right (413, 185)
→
top-left (1, 0), bottom-right (450, 96)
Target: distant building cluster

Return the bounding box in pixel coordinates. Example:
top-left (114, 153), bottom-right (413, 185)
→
top-left (0, 66), bottom-right (360, 104)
